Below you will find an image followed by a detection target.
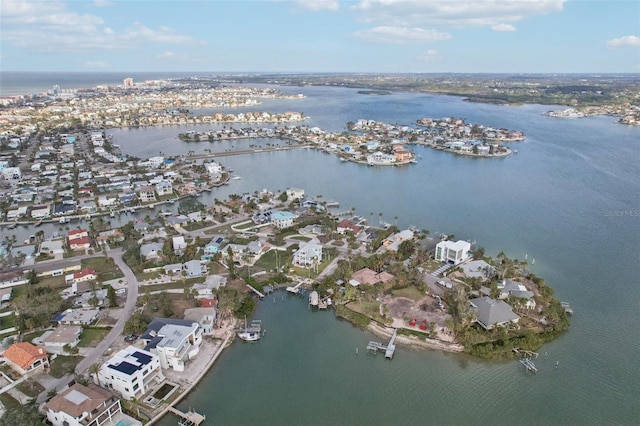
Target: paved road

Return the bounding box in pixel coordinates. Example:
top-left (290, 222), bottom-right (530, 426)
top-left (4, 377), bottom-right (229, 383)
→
top-left (36, 247), bottom-right (139, 404)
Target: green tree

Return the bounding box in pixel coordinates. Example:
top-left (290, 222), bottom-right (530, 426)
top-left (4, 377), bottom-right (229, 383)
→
top-left (226, 246), bottom-right (236, 278)
top-left (107, 285), bottom-right (118, 308)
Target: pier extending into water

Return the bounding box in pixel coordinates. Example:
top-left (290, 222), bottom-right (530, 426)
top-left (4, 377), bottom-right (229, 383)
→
top-left (366, 328), bottom-right (397, 359)
top-left (167, 406), bottom-right (206, 426)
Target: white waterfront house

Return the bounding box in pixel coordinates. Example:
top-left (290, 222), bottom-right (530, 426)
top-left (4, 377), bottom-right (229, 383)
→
top-left (271, 211), bottom-right (296, 229)
top-left (98, 346), bottom-right (164, 400)
top-left (292, 239), bottom-right (323, 268)
top-left (141, 318), bottom-right (203, 372)
top-left (434, 240), bottom-right (471, 265)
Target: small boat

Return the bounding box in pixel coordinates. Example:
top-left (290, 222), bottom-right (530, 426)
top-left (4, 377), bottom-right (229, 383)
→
top-left (237, 330), bottom-right (261, 341)
top-left (160, 210), bottom-right (173, 217)
top-left (34, 219), bottom-right (43, 226)
top-left (110, 211), bottom-right (115, 218)
top-left (560, 302), bottom-right (573, 315)
top-left (232, 176), bottom-right (242, 180)
top-left (59, 217), bottom-right (69, 224)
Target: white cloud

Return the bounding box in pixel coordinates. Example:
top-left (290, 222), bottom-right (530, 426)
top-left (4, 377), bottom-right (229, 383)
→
top-left (353, 0), bottom-right (566, 28)
top-left (0, 0), bottom-right (201, 53)
top-left (296, 0), bottom-right (340, 11)
top-left (606, 35), bottom-right (640, 49)
top-left (158, 51), bottom-right (177, 59)
top-left (492, 23), bottom-right (516, 32)
top-left (82, 60), bottom-right (110, 69)
top-left (354, 26), bottom-right (451, 44)
top-left (93, 0), bottom-right (113, 7)
top-left (417, 49), bottom-right (440, 61)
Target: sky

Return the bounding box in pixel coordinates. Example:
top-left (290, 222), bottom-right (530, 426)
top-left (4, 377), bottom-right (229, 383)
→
top-left (0, 0), bottom-right (639, 73)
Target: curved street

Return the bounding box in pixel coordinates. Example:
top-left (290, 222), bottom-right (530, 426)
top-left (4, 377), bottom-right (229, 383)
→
top-left (36, 248), bottom-right (139, 404)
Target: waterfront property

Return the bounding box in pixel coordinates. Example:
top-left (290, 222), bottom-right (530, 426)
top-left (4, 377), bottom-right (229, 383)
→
top-left (469, 296), bottom-right (520, 330)
top-left (141, 318), bottom-right (203, 372)
top-left (434, 240), bottom-right (471, 265)
top-left (44, 383), bottom-right (138, 426)
top-left (98, 346), bottom-right (164, 400)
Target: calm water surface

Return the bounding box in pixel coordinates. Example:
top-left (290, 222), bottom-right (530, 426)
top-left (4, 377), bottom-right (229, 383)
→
top-left (70, 85), bottom-right (640, 425)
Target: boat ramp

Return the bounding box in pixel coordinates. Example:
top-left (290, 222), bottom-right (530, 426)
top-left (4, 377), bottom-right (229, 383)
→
top-left (366, 328), bottom-right (397, 359)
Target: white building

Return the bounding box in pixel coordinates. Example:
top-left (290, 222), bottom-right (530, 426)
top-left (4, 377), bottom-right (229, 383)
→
top-left (286, 188), bottom-right (305, 200)
top-left (293, 239), bottom-right (323, 268)
top-left (2, 167), bottom-right (21, 183)
top-left (434, 240), bottom-right (471, 265)
top-left (98, 346), bottom-right (164, 400)
top-left (142, 318), bottom-right (203, 372)
top-left (271, 211), bottom-right (295, 229)
top-left (172, 236), bottom-right (187, 255)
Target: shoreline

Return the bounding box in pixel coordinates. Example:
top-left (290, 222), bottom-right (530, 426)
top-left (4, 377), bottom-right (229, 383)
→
top-left (148, 319), bottom-right (237, 425)
top-left (366, 322), bottom-right (465, 353)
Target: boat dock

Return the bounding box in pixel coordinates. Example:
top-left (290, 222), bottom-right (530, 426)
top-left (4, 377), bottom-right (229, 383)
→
top-left (286, 280), bottom-right (305, 294)
top-left (519, 358), bottom-right (538, 373)
top-left (246, 284), bottom-right (265, 299)
top-left (168, 406), bottom-right (206, 426)
top-left (366, 328), bottom-right (397, 359)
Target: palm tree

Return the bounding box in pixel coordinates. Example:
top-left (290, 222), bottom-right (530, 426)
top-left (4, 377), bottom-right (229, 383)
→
top-left (88, 363), bottom-right (101, 386)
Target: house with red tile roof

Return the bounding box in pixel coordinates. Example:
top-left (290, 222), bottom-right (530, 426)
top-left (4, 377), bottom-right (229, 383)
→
top-left (2, 342), bottom-right (49, 375)
top-left (73, 268), bottom-right (97, 283)
top-left (68, 229), bottom-right (89, 241)
top-left (69, 236), bottom-right (91, 251)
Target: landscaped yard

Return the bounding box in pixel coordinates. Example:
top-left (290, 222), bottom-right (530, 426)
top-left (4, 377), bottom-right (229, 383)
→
top-left (78, 327), bottom-right (111, 347)
top-left (82, 257), bottom-right (124, 281)
top-left (49, 355), bottom-right (81, 378)
top-left (17, 379), bottom-right (45, 398)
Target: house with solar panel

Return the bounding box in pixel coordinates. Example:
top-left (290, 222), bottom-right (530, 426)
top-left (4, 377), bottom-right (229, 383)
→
top-left (97, 346), bottom-right (164, 400)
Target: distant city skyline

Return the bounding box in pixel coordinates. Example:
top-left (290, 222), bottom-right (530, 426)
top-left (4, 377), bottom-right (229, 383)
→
top-left (1, 0), bottom-right (639, 73)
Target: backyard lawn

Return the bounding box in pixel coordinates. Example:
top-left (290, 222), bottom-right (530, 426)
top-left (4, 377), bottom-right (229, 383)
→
top-left (49, 355), bottom-right (81, 378)
top-left (78, 327), bottom-right (111, 347)
top-left (82, 257), bottom-right (124, 281)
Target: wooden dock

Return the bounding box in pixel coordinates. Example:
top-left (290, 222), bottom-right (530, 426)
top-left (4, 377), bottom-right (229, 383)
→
top-left (246, 284), bottom-right (265, 299)
top-left (366, 328), bottom-right (397, 359)
top-left (168, 406), bottom-right (206, 426)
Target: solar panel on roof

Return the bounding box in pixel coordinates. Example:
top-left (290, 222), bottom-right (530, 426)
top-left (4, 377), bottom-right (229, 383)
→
top-left (132, 351), bottom-right (153, 365)
top-left (110, 361), bottom-right (139, 375)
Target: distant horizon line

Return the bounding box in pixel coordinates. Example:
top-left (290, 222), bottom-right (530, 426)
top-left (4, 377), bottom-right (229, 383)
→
top-left (2, 70), bottom-right (639, 76)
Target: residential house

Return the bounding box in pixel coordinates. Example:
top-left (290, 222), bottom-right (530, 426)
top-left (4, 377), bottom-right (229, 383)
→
top-left (469, 296), bottom-right (520, 330)
top-left (498, 279), bottom-right (537, 310)
top-left (68, 229), bottom-right (89, 241)
top-left (69, 236), bottom-right (91, 251)
top-left (38, 325), bottom-right (82, 353)
top-left (293, 239), bottom-right (323, 268)
top-left (140, 242), bottom-right (164, 261)
top-left (271, 211), bottom-right (295, 229)
top-left (286, 187), bottom-right (305, 200)
top-left (191, 275), bottom-right (226, 299)
top-left (73, 268), bottom-right (97, 284)
top-left (336, 218), bottom-right (362, 235)
top-left (141, 318), bottom-right (203, 372)
top-left (98, 346), bottom-right (164, 400)
top-left (138, 185), bottom-right (157, 203)
top-left (96, 229), bottom-right (125, 245)
top-left (55, 308), bottom-right (100, 326)
top-left (163, 263), bottom-right (183, 275)
top-left (155, 180), bottom-right (173, 196)
top-left (184, 259), bottom-right (206, 277)
top-left (2, 342), bottom-right (49, 376)
top-left (172, 236), bottom-right (187, 256)
top-left (203, 236), bottom-right (225, 257)
top-left (380, 229), bottom-right (415, 253)
top-left (39, 239), bottom-right (65, 256)
top-left (461, 259), bottom-right (495, 281)
top-left (434, 240), bottom-right (471, 265)
top-left (45, 383), bottom-right (129, 426)
top-left (184, 305), bottom-right (217, 335)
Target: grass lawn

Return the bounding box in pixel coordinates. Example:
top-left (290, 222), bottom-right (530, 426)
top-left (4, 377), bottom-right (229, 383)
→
top-left (21, 329), bottom-right (49, 342)
top-left (0, 393), bottom-right (21, 411)
top-left (391, 286), bottom-right (426, 302)
top-left (49, 355), bottom-right (81, 378)
top-left (289, 235), bottom-right (311, 242)
top-left (0, 314), bottom-right (15, 330)
top-left (252, 250), bottom-right (280, 272)
top-left (82, 257), bottom-right (124, 280)
top-left (17, 379), bottom-right (45, 398)
top-left (78, 327), bottom-right (111, 347)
